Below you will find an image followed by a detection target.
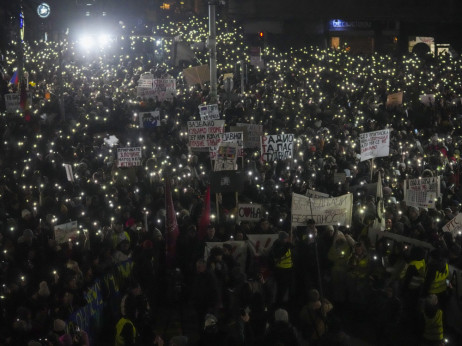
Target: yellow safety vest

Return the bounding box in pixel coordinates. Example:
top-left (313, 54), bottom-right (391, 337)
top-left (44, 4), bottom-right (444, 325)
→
top-left (408, 259), bottom-right (426, 289)
top-left (428, 263), bottom-right (449, 294)
top-left (276, 249), bottom-right (293, 269)
top-left (423, 309), bottom-right (443, 342)
top-left (115, 317), bottom-right (136, 346)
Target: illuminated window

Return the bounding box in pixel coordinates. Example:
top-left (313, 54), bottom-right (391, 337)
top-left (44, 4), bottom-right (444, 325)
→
top-left (331, 37), bottom-right (340, 49)
top-left (160, 3), bottom-right (171, 10)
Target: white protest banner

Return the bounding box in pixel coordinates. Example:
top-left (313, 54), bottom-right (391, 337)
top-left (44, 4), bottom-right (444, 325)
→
top-left (4, 92), bottom-right (32, 112)
top-left (54, 221), bottom-right (78, 244)
top-left (443, 214), bottom-right (462, 237)
top-left (236, 123), bottom-right (263, 148)
top-left (404, 176), bottom-right (440, 209)
top-left (360, 129), bottom-right (391, 162)
top-left (246, 234), bottom-right (278, 257)
top-left (139, 111), bottom-right (160, 128)
top-left (291, 193), bottom-right (353, 227)
top-left (138, 79), bottom-right (176, 102)
top-left (199, 104), bottom-right (220, 121)
top-left (187, 120), bottom-right (225, 148)
top-left (63, 164), bottom-right (74, 182)
top-left (117, 147), bottom-right (142, 168)
top-left (261, 134), bottom-right (294, 162)
top-left (210, 132), bottom-right (244, 159)
top-left (204, 241), bottom-right (247, 270)
top-left (214, 144), bottom-right (238, 171)
top-left (305, 189), bottom-right (330, 198)
top-left (238, 203), bottom-right (263, 221)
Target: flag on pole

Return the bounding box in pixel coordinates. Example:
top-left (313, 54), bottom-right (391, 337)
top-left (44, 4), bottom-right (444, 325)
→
top-left (9, 71), bottom-right (18, 85)
top-left (198, 185), bottom-right (211, 239)
top-left (165, 177), bottom-right (179, 267)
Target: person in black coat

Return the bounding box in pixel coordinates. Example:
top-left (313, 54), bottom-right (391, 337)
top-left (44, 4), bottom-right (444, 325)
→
top-left (262, 308), bottom-right (300, 346)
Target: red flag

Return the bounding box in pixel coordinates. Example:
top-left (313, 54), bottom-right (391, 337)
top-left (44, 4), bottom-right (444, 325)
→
top-left (19, 80), bottom-right (28, 110)
top-left (198, 185), bottom-right (211, 239)
top-left (165, 177), bottom-right (179, 267)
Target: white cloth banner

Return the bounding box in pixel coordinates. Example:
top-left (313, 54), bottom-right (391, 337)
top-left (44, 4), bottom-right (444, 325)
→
top-left (260, 134), bottom-right (294, 162)
top-left (443, 213), bottom-right (462, 237)
top-left (305, 189), bottom-right (330, 198)
top-left (237, 203), bottom-right (263, 221)
top-left (204, 241), bottom-right (247, 269)
top-left (187, 120), bottom-right (225, 148)
top-left (246, 234), bottom-right (278, 257)
top-left (360, 129), bottom-right (391, 162)
top-left (117, 147), bottom-right (142, 167)
top-left (291, 193), bottom-right (353, 227)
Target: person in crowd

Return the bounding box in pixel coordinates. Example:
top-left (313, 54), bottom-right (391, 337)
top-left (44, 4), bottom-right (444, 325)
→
top-left (299, 289), bottom-right (333, 344)
top-left (421, 294), bottom-right (444, 346)
top-left (262, 308), bottom-right (300, 346)
top-left (269, 231), bottom-right (294, 307)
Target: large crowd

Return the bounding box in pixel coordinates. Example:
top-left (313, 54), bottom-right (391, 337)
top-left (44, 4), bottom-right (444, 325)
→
top-left (1, 15), bottom-right (462, 346)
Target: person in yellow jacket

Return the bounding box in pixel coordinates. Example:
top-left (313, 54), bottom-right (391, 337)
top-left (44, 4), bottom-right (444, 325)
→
top-left (270, 231), bottom-right (294, 306)
top-left (421, 294), bottom-right (444, 346)
top-left (423, 249), bottom-right (450, 311)
top-left (115, 294), bottom-right (138, 346)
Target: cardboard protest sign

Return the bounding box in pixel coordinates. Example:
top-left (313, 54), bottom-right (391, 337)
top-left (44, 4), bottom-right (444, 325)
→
top-left (443, 213), bottom-right (462, 237)
top-left (138, 78), bottom-right (153, 88)
top-left (183, 64), bottom-right (210, 86)
top-left (236, 123), bottom-right (263, 148)
top-left (54, 221), bottom-right (79, 244)
top-left (214, 144), bottom-right (238, 171)
top-left (246, 234), bottom-right (278, 257)
top-left (117, 147), bottom-right (142, 168)
top-left (291, 193), bottom-right (353, 227)
top-left (63, 164), bottom-right (74, 182)
top-left (238, 203), bottom-right (263, 221)
top-left (4, 92), bottom-right (32, 112)
top-left (205, 241), bottom-right (247, 269)
top-left (210, 132), bottom-right (244, 159)
top-left (187, 120), bottom-right (225, 148)
top-left (305, 189), bottom-right (330, 198)
top-left (210, 170), bottom-right (244, 193)
top-left (199, 104), bottom-right (220, 121)
top-left (260, 134), bottom-right (294, 162)
top-left (404, 176), bottom-right (440, 209)
top-left (360, 129), bottom-right (390, 161)
top-left (138, 79), bottom-right (176, 102)
top-left (386, 91), bottom-right (403, 107)
top-left (139, 111), bottom-right (160, 128)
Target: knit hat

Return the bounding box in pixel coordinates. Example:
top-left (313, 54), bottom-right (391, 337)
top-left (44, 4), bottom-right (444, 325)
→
top-left (274, 308), bottom-right (289, 323)
top-left (38, 281), bottom-right (50, 297)
top-left (278, 231), bottom-right (289, 241)
top-left (204, 314), bottom-right (217, 329)
top-left (53, 319), bottom-right (66, 333)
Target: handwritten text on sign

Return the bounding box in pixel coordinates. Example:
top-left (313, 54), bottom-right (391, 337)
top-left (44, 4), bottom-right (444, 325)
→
top-left (199, 104), bottom-right (220, 120)
top-left (117, 147), bottom-right (142, 167)
top-left (291, 193), bottom-right (353, 226)
top-left (443, 213), bottom-right (462, 237)
top-left (261, 134), bottom-right (294, 162)
top-left (187, 120), bottom-right (225, 148)
top-left (360, 129), bottom-right (390, 161)
top-left (238, 203), bottom-right (263, 221)
top-left (210, 132), bottom-right (244, 159)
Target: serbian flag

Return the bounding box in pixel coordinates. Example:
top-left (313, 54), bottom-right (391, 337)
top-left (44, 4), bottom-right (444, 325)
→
top-left (165, 177), bottom-right (179, 267)
top-left (9, 71), bottom-right (18, 85)
top-left (197, 185), bottom-right (211, 240)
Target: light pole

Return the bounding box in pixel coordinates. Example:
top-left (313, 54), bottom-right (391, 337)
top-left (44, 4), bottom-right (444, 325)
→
top-left (207, 0), bottom-right (224, 103)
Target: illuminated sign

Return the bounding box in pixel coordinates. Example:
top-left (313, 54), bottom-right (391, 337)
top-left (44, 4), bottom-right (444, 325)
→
top-left (37, 3), bottom-right (51, 18)
top-left (329, 20), bottom-right (372, 30)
